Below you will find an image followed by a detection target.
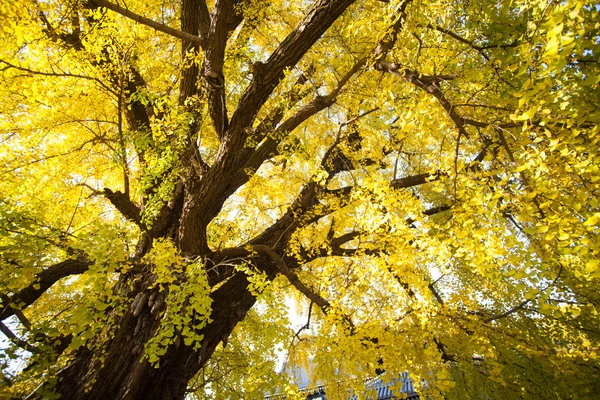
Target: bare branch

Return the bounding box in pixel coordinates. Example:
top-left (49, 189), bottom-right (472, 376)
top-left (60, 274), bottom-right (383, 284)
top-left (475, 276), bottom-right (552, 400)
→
top-left (1, 258), bottom-right (90, 322)
top-left (227, 0), bottom-right (358, 140)
top-left (428, 282), bottom-right (445, 306)
top-left (251, 245), bottom-right (332, 313)
top-left (203, 0), bottom-right (244, 137)
top-left (0, 321), bottom-right (39, 353)
top-left (374, 61), bottom-right (470, 138)
top-left (295, 301), bottom-right (313, 339)
top-left (102, 188), bottom-right (143, 227)
top-left (484, 299), bottom-right (531, 323)
top-left (0, 59), bottom-right (116, 95)
top-left (423, 24), bottom-right (520, 60)
top-left (89, 0), bottom-right (204, 45)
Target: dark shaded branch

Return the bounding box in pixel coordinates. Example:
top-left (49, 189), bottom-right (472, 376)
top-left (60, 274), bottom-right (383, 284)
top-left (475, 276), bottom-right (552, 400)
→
top-left (203, 0), bottom-right (241, 137)
top-left (374, 61), bottom-right (470, 138)
top-left (307, 172), bottom-right (444, 227)
top-left (227, 0), bottom-right (357, 142)
top-left (428, 282), bottom-right (445, 306)
top-left (423, 204), bottom-right (451, 217)
top-left (12, 308), bottom-right (32, 330)
top-left (434, 337), bottom-right (455, 362)
top-left (331, 231), bottom-right (361, 249)
top-left (323, 171), bottom-right (442, 203)
top-left (103, 188), bottom-right (143, 226)
top-left (373, 0), bottom-right (412, 60)
top-left (120, 70), bottom-right (152, 166)
top-left (484, 299), bottom-right (530, 323)
top-left (245, 95), bottom-right (339, 173)
top-left (404, 204), bottom-right (452, 226)
top-left (321, 107), bottom-right (381, 175)
top-left (244, 57), bottom-right (379, 174)
top-left (424, 24), bottom-right (520, 60)
top-left (197, 0), bottom-right (211, 40)
top-left (391, 171), bottom-right (442, 189)
top-left (116, 73), bottom-right (130, 199)
top-left (178, 1), bottom-right (210, 172)
top-left (298, 204), bottom-right (452, 263)
top-left (252, 245), bottom-right (332, 313)
top-left (294, 301), bottom-right (313, 339)
top-left (1, 258), bottom-right (91, 322)
top-left (0, 322), bottom-right (39, 354)
top-left (425, 24), bottom-right (490, 61)
top-left (0, 59), bottom-right (116, 95)
top-left (89, 0), bottom-right (204, 45)
top-left (252, 70), bottom-right (313, 145)
top-left (179, 0), bottom-right (204, 102)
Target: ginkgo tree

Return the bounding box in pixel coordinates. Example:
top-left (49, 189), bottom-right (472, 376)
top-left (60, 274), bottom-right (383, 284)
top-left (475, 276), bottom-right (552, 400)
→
top-left (0, 0), bottom-right (598, 398)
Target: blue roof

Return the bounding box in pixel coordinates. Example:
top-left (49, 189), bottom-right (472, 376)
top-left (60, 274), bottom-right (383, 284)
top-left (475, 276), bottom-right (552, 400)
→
top-left (266, 372), bottom-right (420, 400)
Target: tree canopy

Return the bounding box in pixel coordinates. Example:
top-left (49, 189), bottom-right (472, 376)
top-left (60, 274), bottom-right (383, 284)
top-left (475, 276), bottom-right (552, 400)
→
top-left (0, 0), bottom-right (599, 399)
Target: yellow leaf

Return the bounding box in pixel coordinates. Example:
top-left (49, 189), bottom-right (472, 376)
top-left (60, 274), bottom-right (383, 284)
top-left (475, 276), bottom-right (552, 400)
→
top-left (585, 260), bottom-right (599, 274)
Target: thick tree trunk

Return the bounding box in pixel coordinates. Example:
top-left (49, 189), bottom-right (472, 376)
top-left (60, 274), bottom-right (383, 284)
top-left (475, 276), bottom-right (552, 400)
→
top-left (52, 268), bottom-right (271, 400)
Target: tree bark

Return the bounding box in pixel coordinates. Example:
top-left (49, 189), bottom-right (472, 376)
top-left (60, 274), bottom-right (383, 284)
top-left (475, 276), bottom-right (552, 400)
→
top-left (25, 1), bottom-right (361, 398)
top-left (52, 263), bottom-right (275, 400)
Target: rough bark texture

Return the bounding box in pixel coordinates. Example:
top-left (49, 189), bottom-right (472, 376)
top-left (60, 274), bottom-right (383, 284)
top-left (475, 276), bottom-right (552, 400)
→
top-left (31, 1), bottom-right (360, 399)
top-left (8, 0), bottom-right (454, 398)
top-left (7, 1), bottom-right (598, 399)
top-left (53, 265), bottom-right (275, 400)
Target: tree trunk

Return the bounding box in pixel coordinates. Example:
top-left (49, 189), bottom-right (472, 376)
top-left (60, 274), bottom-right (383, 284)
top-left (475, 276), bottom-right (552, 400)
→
top-left (52, 268), bottom-right (270, 400)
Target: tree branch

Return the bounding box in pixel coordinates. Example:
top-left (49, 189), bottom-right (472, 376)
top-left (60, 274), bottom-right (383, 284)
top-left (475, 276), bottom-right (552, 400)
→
top-left (374, 61), bottom-right (470, 138)
top-left (102, 188), bottom-right (143, 227)
top-left (251, 245), bottom-right (332, 313)
top-left (251, 70), bottom-right (313, 148)
top-left (390, 171), bottom-right (443, 189)
top-left (227, 0), bottom-right (357, 141)
top-left (373, 0), bottom-right (412, 60)
top-left (262, 0), bottom-right (408, 154)
top-left (1, 258), bottom-right (90, 322)
top-left (423, 24), bottom-right (520, 60)
top-left (244, 56), bottom-right (380, 174)
top-left (179, 0), bottom-right (204, 102)
top-left (203, 0), bottom-right (241, 138)
top-left (89, 0), bottom-right (204, 45)
top-left (177, 2), bottom-right (416, 256)
top-left (0, 59), bottom-right (116, 95)
top-left (0, 322), bottom-right (39, 354)
top-left (304, 172), bottom-right (444, 227)
top-left (484, 299), bottom-right (531, 323)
